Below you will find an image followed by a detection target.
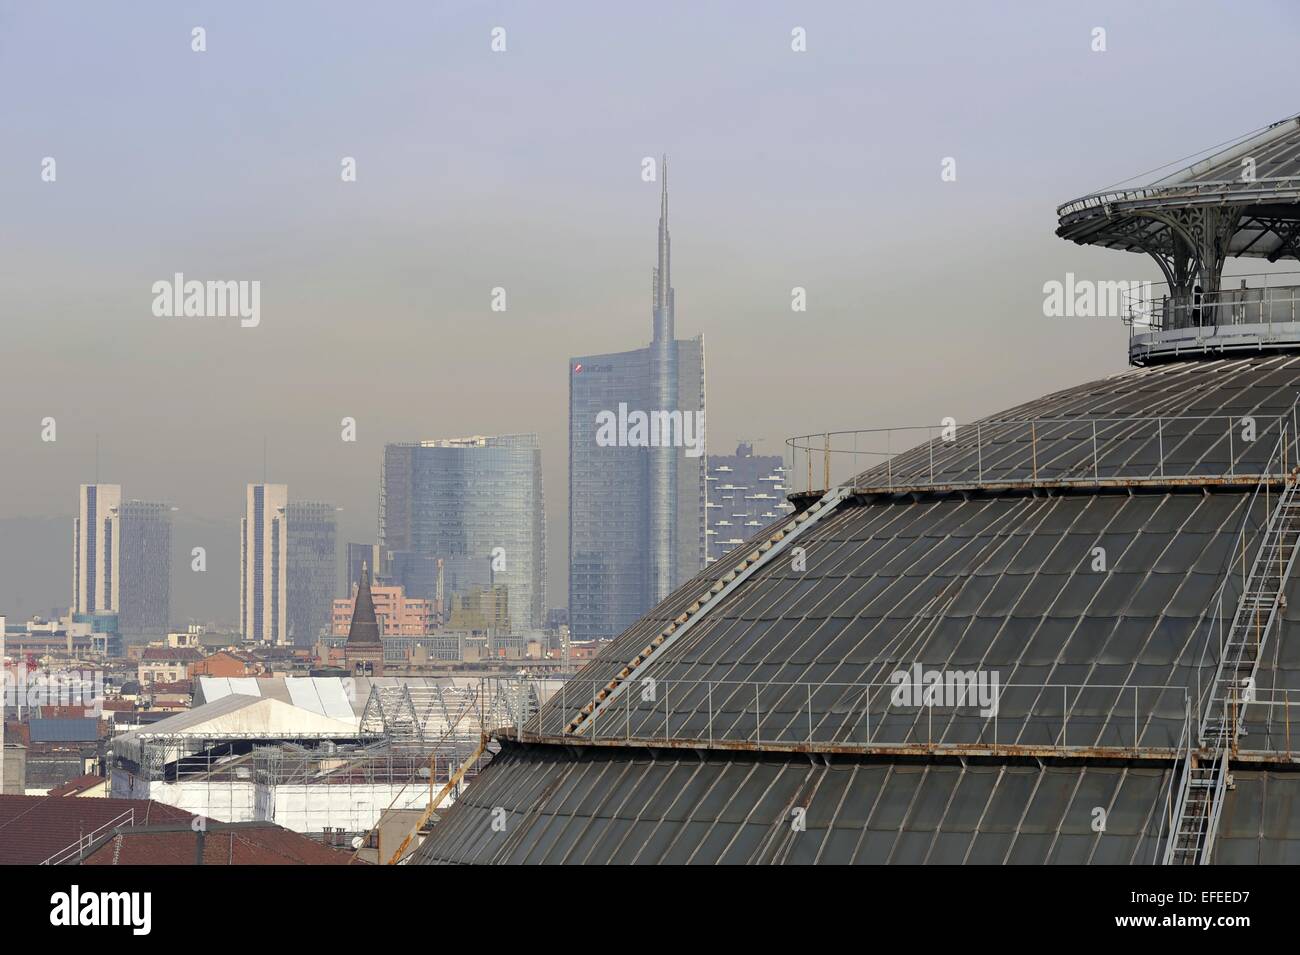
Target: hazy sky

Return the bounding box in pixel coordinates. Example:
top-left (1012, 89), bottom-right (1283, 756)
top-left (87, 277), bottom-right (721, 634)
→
top-left (2, 0), bottom-right (1298, 624)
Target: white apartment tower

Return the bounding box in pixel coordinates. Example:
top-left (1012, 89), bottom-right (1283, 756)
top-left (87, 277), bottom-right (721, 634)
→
top-left (241, 484), bottom-right (336, 646)
top-left (73, 484), bottom-right (171, 638)
top-left (73, 483), bottom-right (122, 615)
top-left (241, 483), bottom-right (289, 645)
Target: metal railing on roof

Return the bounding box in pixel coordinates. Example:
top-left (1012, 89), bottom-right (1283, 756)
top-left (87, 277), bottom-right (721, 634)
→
top-left (522, 677), bottom-right (1196, 759)
top-left (1124, 273), bottom-right (1300, 332)
top-left (40, 808), bottom-right (135, 866)
top-left (787, 411), bottom-right (1296, 495)
top-left (1152, 704), bottom-right (1196, 863)
top-left (1057, 176), bottom-right (1300, 219)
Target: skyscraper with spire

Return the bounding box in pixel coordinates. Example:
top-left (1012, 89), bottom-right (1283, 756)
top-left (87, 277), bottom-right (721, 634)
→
top-left (569, 158), bottom-right (707, 642)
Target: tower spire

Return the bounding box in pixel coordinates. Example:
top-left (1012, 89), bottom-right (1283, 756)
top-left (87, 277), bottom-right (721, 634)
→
top-left (660, 154), bottom-right (669, 222)
top-left (652, 153), bottom-right (674, 342)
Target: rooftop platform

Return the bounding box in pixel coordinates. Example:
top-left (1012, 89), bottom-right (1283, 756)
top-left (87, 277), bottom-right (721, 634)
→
top-left (1126, 272), bottom-right (1300, 363)
top-left (1058, 114), bottom-right (1300, 260)
top-left (1059, 114), bottom-right (1300, 366)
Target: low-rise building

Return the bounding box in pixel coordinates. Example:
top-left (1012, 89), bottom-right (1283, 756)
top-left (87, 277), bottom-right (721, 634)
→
top-left (189, 649), bottom-right (259, 679)
top-left (332, 584), bottom-right (435, 637)
top-left (138, 647), bottom-right (203, 685)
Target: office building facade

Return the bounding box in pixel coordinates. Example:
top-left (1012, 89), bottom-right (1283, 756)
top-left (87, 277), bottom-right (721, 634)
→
top-left (379, 434), bottom-right (545, 633)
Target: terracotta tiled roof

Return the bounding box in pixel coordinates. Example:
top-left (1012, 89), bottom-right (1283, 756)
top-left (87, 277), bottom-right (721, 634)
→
top-left (80, 823), bottom-right (362, 865)
top-left (46, 774), bottom-right (108, 797)
top-left (0, 794), bottom-right (190, 864)
top-left (37, 705), bottom-right (94, 719)
top-left (0, 794), bottom-right (363, 865)
top-left (145, 680), bottom-right (193, 695)
top-left (140, 647), bottom-right (203, 662)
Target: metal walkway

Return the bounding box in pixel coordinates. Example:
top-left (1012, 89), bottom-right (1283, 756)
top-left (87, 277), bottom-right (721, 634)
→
top-left (1164, 473), bottom-right (1300, 864)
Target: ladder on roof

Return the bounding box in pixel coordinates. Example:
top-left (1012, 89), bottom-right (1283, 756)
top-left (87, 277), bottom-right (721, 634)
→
top-left (1164, 473), bottom-right (1300, 864)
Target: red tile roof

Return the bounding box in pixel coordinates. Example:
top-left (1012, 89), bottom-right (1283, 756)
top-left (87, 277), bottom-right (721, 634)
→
top-left (46, 774), bottom-right (109, 797)
top-left (140, 647), bottom-right (203, 662)
top-left (0, 795), bottom-right (362, 865)
top-left (37, 705), bottom-right (94, 720)
top-left (80, 824), bottom-right (362, 865)
top-left (144, 680), bottom-right (193, 695)
top-left (0, 794), bottom-right (190, 864)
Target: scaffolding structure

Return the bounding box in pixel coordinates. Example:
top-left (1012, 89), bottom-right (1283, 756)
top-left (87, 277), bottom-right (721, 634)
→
top-left (109, 674), bottom-right (562, 838)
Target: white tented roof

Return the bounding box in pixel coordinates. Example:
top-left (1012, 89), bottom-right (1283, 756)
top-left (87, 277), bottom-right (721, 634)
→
top-left (115, 694), bottom-right (361, 742)
top-left (196, 676), bottom-right (361, 721)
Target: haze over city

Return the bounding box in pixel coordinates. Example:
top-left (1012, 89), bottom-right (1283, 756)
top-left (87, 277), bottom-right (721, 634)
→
top-left (2, 0), bottom-right (1296, 626)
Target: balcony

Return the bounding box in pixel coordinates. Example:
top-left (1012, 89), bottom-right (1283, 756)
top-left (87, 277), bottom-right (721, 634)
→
top-left (1128, 274), bottom-right (1300, 364)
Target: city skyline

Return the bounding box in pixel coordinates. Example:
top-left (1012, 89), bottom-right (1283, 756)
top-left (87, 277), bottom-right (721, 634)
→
top-left (4, 3), bottom-right (1299, 626)
top-left (4, 0), bottom-right (1300, 889)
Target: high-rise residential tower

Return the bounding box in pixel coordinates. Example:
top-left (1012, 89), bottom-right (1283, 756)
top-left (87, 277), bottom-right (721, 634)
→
top-left (240, 484), bottom-right (336, 646)
top-left (116, 500), bottom-right (172, 639)
top-left (241, 483), bottom-right (288, 645)
top-left (73, 484), bottom-right (170, 640)
top-left (287, 500), bottom-right (337, 646)
top-left (569, 159), bottom-right (707, 642)
top-left (705, 443), bottom-right (793, 564)
top-left (379, 434), bottom-right (546, 633)
top-left (73, 483), bottom-right (122, 617)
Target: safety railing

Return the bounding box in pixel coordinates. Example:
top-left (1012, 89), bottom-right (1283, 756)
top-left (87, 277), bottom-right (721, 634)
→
top-left (787, 411), bottom-right (1295, 494)
top-left (40, 808), bottom-right (135, 866)
top-left (1124, 273), bottom-right (1300, 332)
top-left (1191, 421), bottom-right (1295, 739)
top-left (1226, 688), bottom-right (1300, 758)
top-left (1057, 176), bottom-right (1300, 220)
top-left (518, 677), bottom-right (1192, 755)
top-left (1152, 702), bottom-right (1196, 863)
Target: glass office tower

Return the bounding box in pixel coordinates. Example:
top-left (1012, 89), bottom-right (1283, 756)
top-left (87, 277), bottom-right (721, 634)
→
top-left (380, 434), bottom-right (545, 633)
top-left (569, 160), bottom-right (707, 642)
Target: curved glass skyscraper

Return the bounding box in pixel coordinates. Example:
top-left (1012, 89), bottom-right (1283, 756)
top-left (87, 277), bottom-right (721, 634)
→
top-left (380, 434), bottom-right (546, 633)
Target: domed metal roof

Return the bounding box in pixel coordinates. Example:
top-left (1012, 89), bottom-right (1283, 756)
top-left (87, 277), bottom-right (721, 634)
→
top-left (412, 356), bottom-right (1300, 865)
